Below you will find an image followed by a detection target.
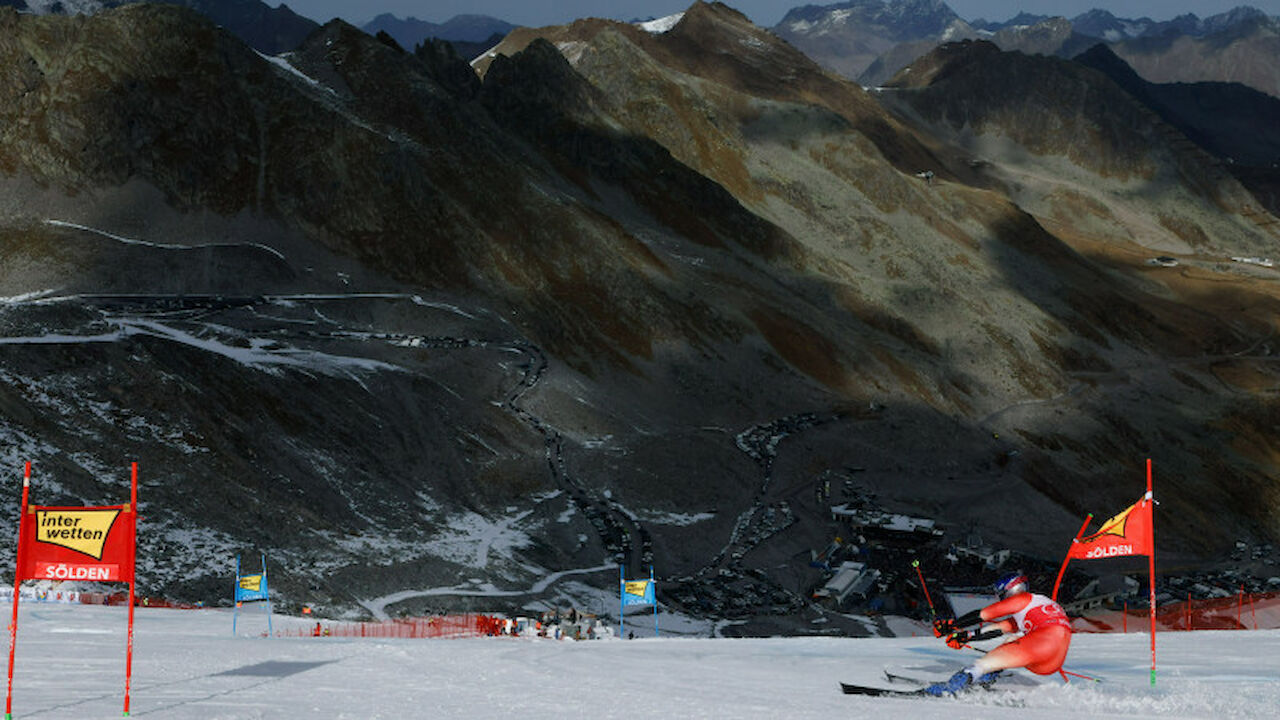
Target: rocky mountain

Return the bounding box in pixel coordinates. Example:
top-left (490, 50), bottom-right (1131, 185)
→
top-left (780, 2), bottom-right (1280, 100)
top-left (1108, 13), bottom-right (1280, 98)
top-left (1071, 6), bottom-right (1271, 41)
top-left (773, 0), bottom-right (974, 81)
top-left (1073, 43), bottom-right (1280, 217)
top-left (969, 12), bottom-right (1051, 32)
top-left (361, 13), bottom-right (515, 55)
top-left (1069, 8), bottom-right (1166, 41)
top-left (3, 0), bottom-right (319, 53)
top-left (2, 2), bottom-right (1280, 630)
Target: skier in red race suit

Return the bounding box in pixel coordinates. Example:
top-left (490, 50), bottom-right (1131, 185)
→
top-left (925, 572), bottom-right (1072, 695)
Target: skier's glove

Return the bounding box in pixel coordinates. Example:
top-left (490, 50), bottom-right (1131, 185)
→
top-left (932, 618), bottom-right (956, 638)
top-left (945, 630), bottom-right (971, 649)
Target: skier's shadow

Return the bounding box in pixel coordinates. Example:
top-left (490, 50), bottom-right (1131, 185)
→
top-left (17, 659), bottom-right (341, 718)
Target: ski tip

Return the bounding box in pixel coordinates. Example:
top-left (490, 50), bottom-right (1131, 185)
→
top-left (841, 682), bottom-right (927, 697)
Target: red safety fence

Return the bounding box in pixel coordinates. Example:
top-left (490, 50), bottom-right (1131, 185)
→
top-left (276, 614), bottom-right (508, 639)
top-left (1072, 592), bottom-right (1280, 632)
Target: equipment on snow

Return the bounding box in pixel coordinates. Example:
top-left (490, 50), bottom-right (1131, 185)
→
top-left (841, 682), bottom-right (930, 697)
top-left (842, 671), bottom-right (1002, 698)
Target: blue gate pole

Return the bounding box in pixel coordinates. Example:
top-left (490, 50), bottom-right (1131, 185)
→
top-left (652, 566), bottom-right (658, 638)
top-left (232, 554), bottom-right (240, 636)
top-left (262, 553), bottom-right (273, 638)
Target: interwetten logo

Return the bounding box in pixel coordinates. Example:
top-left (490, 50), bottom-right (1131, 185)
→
top-left (35, 509), bottom-right (121, 560)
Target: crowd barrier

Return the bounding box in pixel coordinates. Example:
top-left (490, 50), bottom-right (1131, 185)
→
top-left (1072, 592), bottom-right (1280, 632)
top-left (277, 614), bottom-right (506, 639)
top-left (10, 588), bottom-right (200, 608)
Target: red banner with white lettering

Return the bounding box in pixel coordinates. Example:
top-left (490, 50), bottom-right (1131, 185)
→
top-left (8, 462), bottom-right (140, 718)
top-left (1066, 494), bottom-right (1154, 560)
top-left (1052, 459), bottom-right (1159, 687)
top-left (16, 504), bottom-right (136, 583)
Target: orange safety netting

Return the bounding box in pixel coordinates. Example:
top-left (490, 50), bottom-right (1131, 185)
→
top-left (1072, 592), bottom-right (1280, 632)
top-left (276, 614), bottom-right (507, 639)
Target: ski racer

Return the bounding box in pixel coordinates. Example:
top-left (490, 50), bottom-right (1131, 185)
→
top-left (924, 572), bottom-right (1072, 695)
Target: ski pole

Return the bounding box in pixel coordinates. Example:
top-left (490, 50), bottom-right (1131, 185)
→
top-left (912, 559), bottom-right (936, 619)
top-left (1059, 668), bottom-right (1102, 683)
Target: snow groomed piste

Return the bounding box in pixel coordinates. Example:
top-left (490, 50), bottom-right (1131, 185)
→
top-left (2, 601), bottom-right (1279, 719)
top-left (5, 462), bottom-right (1279, 718)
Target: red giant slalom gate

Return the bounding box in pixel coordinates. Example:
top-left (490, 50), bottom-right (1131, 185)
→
top-left (6, 462), bottom-right (139, 718)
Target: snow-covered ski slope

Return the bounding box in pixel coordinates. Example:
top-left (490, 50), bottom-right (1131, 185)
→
top-left (3, 602), bottom-right (1278, 719)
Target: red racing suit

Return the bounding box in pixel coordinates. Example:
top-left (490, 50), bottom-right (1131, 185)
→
top-left (975, 592), bottom-right (1072, 675)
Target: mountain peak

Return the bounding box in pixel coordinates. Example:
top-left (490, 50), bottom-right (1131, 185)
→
top-left (779, 0), bottom-right (960, 39)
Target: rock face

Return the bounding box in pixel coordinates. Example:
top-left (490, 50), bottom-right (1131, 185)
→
top-left (2, 3), bottom-right (1280, 627)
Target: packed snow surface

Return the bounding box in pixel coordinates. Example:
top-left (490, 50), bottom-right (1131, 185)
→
top-left (3, 601), bottom-right (1279, 718)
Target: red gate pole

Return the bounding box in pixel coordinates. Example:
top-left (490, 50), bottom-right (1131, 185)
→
top-left (123, 462), bottom-right (138, 717)
top-left (1052, 514), bottom-right (1093, 602)
top-left (1123, 601), bottom-right (1127, 633)
top-left (1237, 586), bottom-right (1243, 629)
top-left (6, 462), bottom-right (32, 720)
top-left (1146, 459), bottom-right (1157, 687)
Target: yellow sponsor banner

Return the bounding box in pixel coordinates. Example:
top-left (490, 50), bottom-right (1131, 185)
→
top-left (625, 580), bottom-right (649, 597)
top-left (239, 575), bottom-right (263, 592)
top-left (35, 508), bottom-right (121, 560)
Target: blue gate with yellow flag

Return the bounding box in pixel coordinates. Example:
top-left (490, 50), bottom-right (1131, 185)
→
top-left (233, 553), bottom-right (273, 637)
top-left (620, 565), bottom-right (658, 638)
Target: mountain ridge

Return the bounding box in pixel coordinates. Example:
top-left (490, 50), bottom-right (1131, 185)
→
top-left (776, 2), bottom-right (1280, 98)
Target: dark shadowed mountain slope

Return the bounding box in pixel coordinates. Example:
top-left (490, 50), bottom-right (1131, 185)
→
top-left (1074, 43), bottom-right (1280, 215)
top-left (480, 4), bottom-right (1280, 569)
top-left (0, 3), bottom-right (816, 614)
top-left (7, 0), bottom-right (320, 53)
top-left (166, 0), bottom-right (318, 53)
top-left (2, 3), bottom-right (1280, 628)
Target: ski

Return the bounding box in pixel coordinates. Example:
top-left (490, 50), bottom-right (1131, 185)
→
top-left (845, 673), bottom-right (1012, 698)
top-left (840, 682), bottom-right (929, 697)
top-left (883, 669), bottom-right (928, 686)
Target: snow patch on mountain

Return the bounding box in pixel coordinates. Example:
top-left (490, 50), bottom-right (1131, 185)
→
top-left (639, 13), bottom-right (683, 34)
top-left (0, 289), bottom-right (59, 304)
top-left (255, 51), bottom-right (333, 94)
top-left (45, 219), bottom-right (285, 260)
top-left (108, 318), bottom-right (401, 378)
top-left (423, 508), bottom-right (536, 569)
top-left (638, 510), bottom-right (716, 526)
top-left (555, 40), bottom-right (588, 64)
